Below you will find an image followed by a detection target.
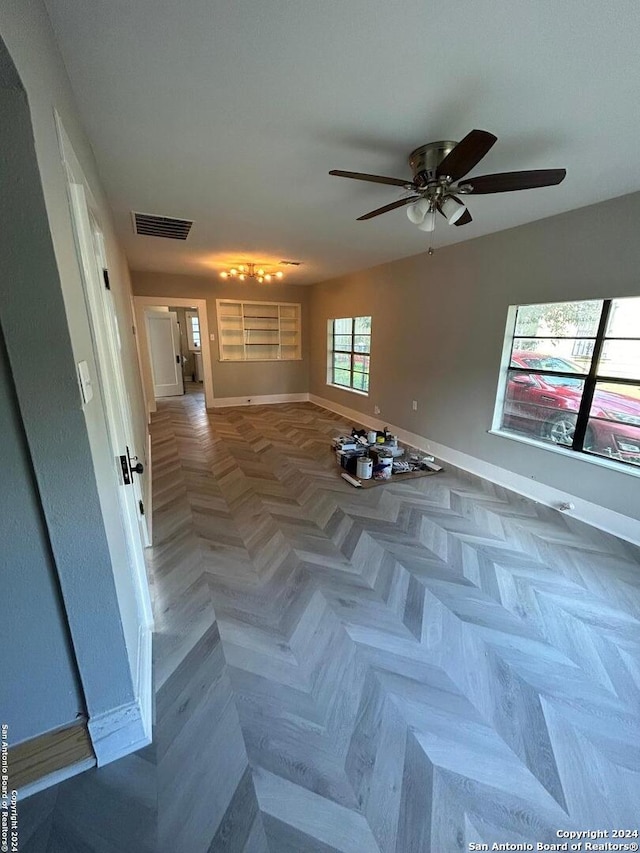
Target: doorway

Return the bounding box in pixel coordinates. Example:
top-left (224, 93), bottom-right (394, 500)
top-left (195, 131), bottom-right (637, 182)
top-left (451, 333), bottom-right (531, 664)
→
top-left (57, 116), bottom-right (154, 750)
top-left (133, 296), bottom-right (215, 412)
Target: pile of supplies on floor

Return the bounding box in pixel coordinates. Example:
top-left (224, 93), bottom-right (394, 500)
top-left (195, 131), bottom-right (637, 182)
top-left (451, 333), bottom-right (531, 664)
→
top-left (331, 427), bottom-right (401, 481)
top-left (332, 427), bottom-right (442, 485)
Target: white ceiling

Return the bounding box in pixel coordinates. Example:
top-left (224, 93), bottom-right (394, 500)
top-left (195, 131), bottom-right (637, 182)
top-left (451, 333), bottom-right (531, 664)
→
top-left (45, 0), bottom-right (640, 285)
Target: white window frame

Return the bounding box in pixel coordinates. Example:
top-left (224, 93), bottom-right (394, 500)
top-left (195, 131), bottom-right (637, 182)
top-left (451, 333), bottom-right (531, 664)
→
top-left (185, 310), bottom-right (201, 351)
top-left (326, 316), bottom-right (371, 396)
top-left (491, 297), bottom-right (640, 476)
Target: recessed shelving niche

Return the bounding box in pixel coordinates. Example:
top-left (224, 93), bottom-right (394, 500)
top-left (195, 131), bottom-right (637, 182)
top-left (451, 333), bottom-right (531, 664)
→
top-left (216, 299), bottom-right (301, 361)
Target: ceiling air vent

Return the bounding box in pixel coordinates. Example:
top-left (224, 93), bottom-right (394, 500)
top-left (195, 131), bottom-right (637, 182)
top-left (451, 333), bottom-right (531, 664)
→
top-left (132, 212), bottom-right (193, 240)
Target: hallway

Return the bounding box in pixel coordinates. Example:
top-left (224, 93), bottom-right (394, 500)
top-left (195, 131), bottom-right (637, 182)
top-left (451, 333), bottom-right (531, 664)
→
top-left (21, 390), bottom-right (640, 851)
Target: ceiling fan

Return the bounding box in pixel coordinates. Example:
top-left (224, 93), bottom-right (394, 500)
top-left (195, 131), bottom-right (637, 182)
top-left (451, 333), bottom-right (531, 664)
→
top-left (329, 130), bottom-right (566, 233)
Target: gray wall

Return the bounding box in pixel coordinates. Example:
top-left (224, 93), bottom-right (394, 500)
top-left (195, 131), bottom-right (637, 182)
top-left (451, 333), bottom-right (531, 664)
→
top-left (0, 329), bottom-right (84, 743)
top-left (0, 3), bottom-right (144, 744)
top-left (133, 271), bottom-right (310, 399)
top-left (309, 192), bottom-right (640, 522)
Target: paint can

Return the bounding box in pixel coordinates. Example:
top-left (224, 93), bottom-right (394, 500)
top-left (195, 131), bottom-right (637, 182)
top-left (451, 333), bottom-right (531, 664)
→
top-left (356, 456), bottom-right (373, 480)
top-left (367, 430), bottom-right (377, 445)
top-left (373, 457), bottom-right (393, 480)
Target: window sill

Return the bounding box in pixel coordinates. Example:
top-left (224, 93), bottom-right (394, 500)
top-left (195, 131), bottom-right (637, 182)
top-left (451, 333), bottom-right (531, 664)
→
top-left (488, 428), bottom-right (640, 479)
top-left (327, 383), bottom-right (369, 398)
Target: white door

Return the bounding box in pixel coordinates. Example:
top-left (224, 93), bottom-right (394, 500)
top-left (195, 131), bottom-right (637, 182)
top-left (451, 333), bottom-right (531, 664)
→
top-left (146, 310), bottom-right (184, 397)
top-left (68, 182), bottom-right (154, 632)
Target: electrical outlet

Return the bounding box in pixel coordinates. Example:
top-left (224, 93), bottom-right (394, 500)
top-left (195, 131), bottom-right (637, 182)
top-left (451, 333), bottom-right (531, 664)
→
top-left (412, 400), bottom-right (418, 411)
top-left (374, 405), bottom-right (380, 415)
top-left (210, 333), bottom-right (215, 341)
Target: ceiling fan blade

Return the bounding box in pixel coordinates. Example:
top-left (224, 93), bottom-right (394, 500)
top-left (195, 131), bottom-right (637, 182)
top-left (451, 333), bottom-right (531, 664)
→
top-left (454, 208), bottom-right (473, 226)
top-left (460, 169), bottom-right (567, 194)
top-left (329, 169), bottom-right (412, 188)
top-left (436, 130), bottom-right (497, 181)
top-left (357, 196), bottom-right (419, 221)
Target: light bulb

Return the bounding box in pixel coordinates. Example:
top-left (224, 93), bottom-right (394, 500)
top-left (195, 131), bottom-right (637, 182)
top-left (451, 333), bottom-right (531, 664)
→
top-left (406, 197), bottom-right (430, 225)
top-left (220, 271), bottom-right (228, 278)
top-left (239, 265), bottom-right (246, 272)
top-left (239, 274), bottom-right (245, 281)
top-left (257, 268), bottom-right (264, 276)
top-left (418, 210), bottom-right (436, 232)
top-left (276, 271), bottom-right (283, 279)
top-left (440, 196), bottom-right (466, 225)
top-left (265, 274), bottom-right (272, 281)
top-left (230, 268), bottom-right (238, 276)
top-left (258, 276), bottom-right (263, 283)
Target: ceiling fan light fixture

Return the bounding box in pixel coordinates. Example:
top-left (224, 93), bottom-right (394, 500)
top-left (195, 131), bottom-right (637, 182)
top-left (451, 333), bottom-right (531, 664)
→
top-left (418, 209), bottom-right (436, 232)
top-left (441, 196), bottom-right (467, 225)
top-left (406, 197), bottom-right (430, 225)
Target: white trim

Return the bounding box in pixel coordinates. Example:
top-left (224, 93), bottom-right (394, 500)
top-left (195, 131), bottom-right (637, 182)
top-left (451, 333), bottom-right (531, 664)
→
top-left (136, 622), bottom-right (153, 742)
top-left (309, 393), bottom-right (640, 547)
top-left (55, 114), bottom-right (154, 765)
top-left (326, 383), bottom-right (369, 397)
top-left (488, 428), bottom-right (640, 479)
top-left (87, 698), bottom-right (150, 767)
top-left (133, 295), bottom-right (215, 411)
top-left (18, 757), bottom-right (96, 801)
top-left (146, 431), bottom-right (153, 545)
top-left (212, 392), bottom-right (310, 408)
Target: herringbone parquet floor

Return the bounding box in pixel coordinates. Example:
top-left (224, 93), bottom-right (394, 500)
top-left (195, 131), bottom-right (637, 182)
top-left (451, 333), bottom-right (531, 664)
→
top-left (21, 389), bottom-right (640, 852)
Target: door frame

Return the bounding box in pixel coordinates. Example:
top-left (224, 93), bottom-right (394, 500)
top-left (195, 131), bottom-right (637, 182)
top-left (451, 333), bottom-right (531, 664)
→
top-left (55, 113), bottom-right (153, 757)
top-left (133, 295), bottom-right (215, 411)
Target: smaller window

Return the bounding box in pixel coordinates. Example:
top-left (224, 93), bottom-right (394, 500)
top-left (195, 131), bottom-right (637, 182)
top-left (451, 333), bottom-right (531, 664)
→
top-left (186, 310), bottom-right (201, 351)
top-left (328, 316), bottom-right (371, 393)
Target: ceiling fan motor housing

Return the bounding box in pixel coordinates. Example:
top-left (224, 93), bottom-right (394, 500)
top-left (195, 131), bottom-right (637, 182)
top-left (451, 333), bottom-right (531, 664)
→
top-left (409, 141), bottom-right (457, 187)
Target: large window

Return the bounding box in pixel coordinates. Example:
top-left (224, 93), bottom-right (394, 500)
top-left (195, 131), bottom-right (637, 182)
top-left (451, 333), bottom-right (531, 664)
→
top-left (329, 316), bottom-right (371, 393)
top-left (496, 297), bottom-right (640, 469)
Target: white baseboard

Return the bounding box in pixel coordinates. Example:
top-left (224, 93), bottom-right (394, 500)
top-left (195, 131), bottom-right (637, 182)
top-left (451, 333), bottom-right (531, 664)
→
top-left (87, 696), bottom-right (151, 767)
top-left (87, 624), bottom-right (152, 767)
top-left (136, 622), bottom-right (154, 741)
top-left (309, 394), bottom-right (640, 547)
top-left (210, 392), bottom-right (310, 408)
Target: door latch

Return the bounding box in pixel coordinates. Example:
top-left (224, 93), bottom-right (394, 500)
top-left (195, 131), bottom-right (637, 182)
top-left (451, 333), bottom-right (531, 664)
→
top-left (119, 446), bottom-right (144, 485)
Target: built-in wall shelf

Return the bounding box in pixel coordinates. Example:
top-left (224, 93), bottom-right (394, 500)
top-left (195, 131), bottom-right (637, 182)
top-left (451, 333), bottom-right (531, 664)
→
top-left (216, 299), bottom-right (301, 361)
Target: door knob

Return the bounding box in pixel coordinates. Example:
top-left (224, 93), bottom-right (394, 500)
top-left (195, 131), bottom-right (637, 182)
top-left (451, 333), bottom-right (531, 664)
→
top-left (126, 446), bottom-right (144, 478)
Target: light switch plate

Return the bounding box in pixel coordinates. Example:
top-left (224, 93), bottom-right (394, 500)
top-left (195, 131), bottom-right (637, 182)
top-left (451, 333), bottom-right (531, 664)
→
top-left (77, 360), bottom-right (93, 404)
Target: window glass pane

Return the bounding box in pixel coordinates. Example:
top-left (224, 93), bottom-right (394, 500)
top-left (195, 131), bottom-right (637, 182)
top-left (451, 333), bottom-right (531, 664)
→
top-left (586, 381), bottom-right (640, 465)
top-left (354, 335), bottom-right (370, 353)
top-left (606, 298), bottom-right (640, 338)
top-left (333, 335), bottom-right (352, 351)
top-left (515, 300), bottom-right (602, 338)
top-left (333, 368), bottom-right (351, 387)
top-left (511, 342), bottom-right (590, 373)
top-left (597, 340), bottom-right (640, 380)
top-left (354, 316), bottom-right (372, 334)
top-left (501, 369), bottom-right (585, 447)
top-left (353, 354), bottom-right (369, 373)
top-left (352, 371), bottom-right (369, 392)
top-left (333, 352), bottom-right (351, 371)
top-left (333, 318), bottom-right (353, 336)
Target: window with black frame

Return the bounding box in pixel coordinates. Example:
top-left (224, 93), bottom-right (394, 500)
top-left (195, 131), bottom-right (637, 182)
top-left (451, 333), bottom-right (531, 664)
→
top-left (329, 316), bottom-right (371, 393)
top-left (498, 297), bottom-right (640, 468)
